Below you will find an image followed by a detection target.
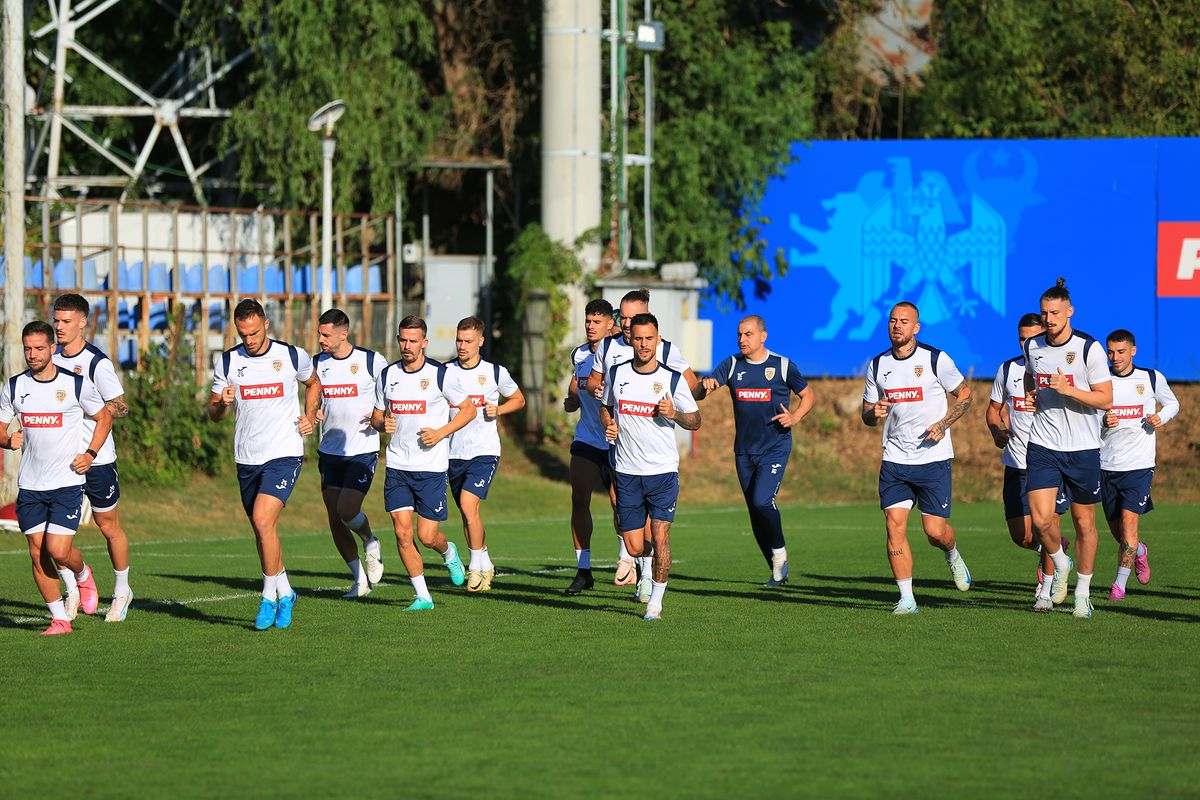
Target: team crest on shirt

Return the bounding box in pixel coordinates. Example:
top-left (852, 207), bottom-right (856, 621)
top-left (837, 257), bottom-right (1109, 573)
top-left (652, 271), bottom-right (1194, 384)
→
top-left (419, 379), bottom-right (430, 391)
top-left (1136, 384), bottom-right (1145, 395)
top-left (1066, 352), bottom-right (1077, 365)
top-left (914, 366), bottom-right (924, 378)
top-left (764, 367), bottom-right (776, 381)
top-left (72, 366), bottom-right (83, 375)
top-left (350, 364), bottom-right (359, 375)
top-left (272, 360), bottom-right (283, 372)
top-left (478, 375), bottom-right (487, 386)
top-left (55, 390), bottom-right (67, 402)
top-left (653, 382), bottom-right (663, 394)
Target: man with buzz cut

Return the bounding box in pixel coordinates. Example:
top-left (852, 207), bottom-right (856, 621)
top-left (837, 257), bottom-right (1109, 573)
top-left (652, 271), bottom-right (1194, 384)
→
top-left (444, 316), bottom-right (525, 592)
top-left (0, 321), bottom-right (112, 635)
top-left (1100, 328), bottom-right (1179, 602)
top-left (601, 313), bottom-right (702, 621)
top-left (209, 299), bottom-right (321, 630)
top-left (587, 287), bottom-right (699, 602)
top-left (371, 315), bottom-right (475, 611)
top-left (51, 293), bottom-right (134, 622)
top-left (862, 301), bottom-right (974, 615)
top-left (695, 314), bottom-right (815, 586)
top-left (314, 308), bottom-right (390, 598)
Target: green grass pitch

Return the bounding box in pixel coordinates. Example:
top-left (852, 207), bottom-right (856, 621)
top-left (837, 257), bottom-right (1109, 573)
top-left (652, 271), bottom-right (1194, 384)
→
top-left (1, 475), bottom-right (1197, 797)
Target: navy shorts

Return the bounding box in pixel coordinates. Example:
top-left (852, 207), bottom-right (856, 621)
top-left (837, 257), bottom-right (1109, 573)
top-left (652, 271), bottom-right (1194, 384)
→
top-left (1101, 468), bottom-right (1155, 520)
top-left (614, 471), bottom-right (679, 532)
top-left (318, 452), bottom-right (378, 492)
top-left (384, 468), bottom-right (448, 521)
top-left (237, 456), bottom-right (303, 516)
top-left (570, 440), bottom-right (610, 469)
top-left (17, 486), bottom-right (85, 536)
top-left (84, 461), bottom-right (121, 512)
top-left (1026, 442), bottom-right (1101, 505)
top-left (449, 456), bottom-right (500, 501)
top-left (1002, 466), bottom-right (1070, 520)
top-left (879, 459), bottom-right (952, 518)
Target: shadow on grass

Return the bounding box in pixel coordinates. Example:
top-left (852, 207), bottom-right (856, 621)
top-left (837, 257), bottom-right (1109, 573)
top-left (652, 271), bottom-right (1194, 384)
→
top-left (512, 439), bottom-right (572, 486)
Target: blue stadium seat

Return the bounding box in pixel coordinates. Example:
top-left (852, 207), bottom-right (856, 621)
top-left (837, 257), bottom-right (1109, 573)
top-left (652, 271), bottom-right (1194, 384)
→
top-left (264, 264), bottom-right (285, 294)
top-left (290, 263), bottom-right (311, 294)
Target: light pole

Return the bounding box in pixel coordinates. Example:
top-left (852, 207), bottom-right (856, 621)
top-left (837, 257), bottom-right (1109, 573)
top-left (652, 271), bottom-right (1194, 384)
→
top-left (307, 99), bottom-right (346, 313)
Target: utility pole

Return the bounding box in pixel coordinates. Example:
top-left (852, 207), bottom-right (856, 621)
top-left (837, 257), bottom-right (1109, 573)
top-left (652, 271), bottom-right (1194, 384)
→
top-left (3, 0), bottom-right (27, 504)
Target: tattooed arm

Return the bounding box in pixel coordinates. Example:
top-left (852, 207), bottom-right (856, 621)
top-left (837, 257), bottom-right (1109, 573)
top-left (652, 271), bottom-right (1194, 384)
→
top-left (104, 394), bottom-right (129, 419)
top-left (924, 382), bottom-right (974, 443)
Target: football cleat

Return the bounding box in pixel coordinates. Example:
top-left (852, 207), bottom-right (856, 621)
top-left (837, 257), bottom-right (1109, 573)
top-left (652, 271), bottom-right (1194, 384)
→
top-left (892, 598), bottom-right (920, 615)
top-left (274, 591), bottom-right (297, 628)
top-left (78, 569), bottom-right (99, 615)
top-left (643, 606), bottom-right (662, 621)
top-left (254, 598), bottom-right (278, 630)
top-left (343, 581), bottom-right (371, 599)
top-left (614, 557), bottom-right (637, 586)
top-left (466, 569), bottom-right (485, 593)
top-left (564, 569), bottom-right (594, 596)
top-left (636, 572), bottom-right (653, 603)
top-left (948, 554), bottom-right (971, 591)
top-left (1051, 557), bottom-right (1073, 605)
top-left (478, 568), bottom-right (495, 592)
top-left (1061, 534), bottom-right (1071, 553)
top-left (767, 553), bottom-right (789, 587)
top-left (363, 537), bottom-right (384, 585)
top-left (1033, 596), bottom-right (1054, 613)
top-left (41, 618), bottom-right (72, 636)
top-left (105, 591), bottom-right (133, 622)
top-left (64, 589), bottom-right (81, 621)
top-left (1108, 584), bottom-right (1125, 602)
top-left (1072, 595), bottom-right (1094, 619)
top-left (1135, 542), bottom-right (1151, 585)
top-left (403, 597), bottom-right (435, 611)
top-left (443, 543), bottom-right (466, 587)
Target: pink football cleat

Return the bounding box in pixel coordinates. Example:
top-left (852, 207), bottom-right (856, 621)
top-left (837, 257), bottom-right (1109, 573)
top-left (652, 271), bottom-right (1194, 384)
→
top-left (1108, 584), bottom-right (1125, 602)
top-left (1134, 543), bottom-right (1150, 585)
top-left (78, 568), bottom-right (99, 615)
top-left (41, 619), bottom-right (73, 636)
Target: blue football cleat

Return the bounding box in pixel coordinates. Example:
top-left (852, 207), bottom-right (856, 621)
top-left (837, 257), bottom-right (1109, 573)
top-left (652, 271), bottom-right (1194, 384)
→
top-left (274, 591), bottom-right (298, 628)
top-left (444, 543), bottom-right (466, 587)
top-left (255, 598), bottom-right (278, 630)
top-left (403, 597), bottom-right (435, 611)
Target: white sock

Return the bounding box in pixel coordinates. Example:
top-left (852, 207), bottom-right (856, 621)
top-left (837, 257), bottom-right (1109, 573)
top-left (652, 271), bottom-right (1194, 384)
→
top-left (1048, 545), bottom-right (1070, 573)
top-left (577, 549), bottom-right (591, 570)
top-left (944, 546), bottom-right (960, 564)
top-left (411, 573), bottom-right (431, 601)
top-left (1076, 572), bottom-right (1093, 598)
top-left (618, 537), bottom-right (631, 561)
top-left (261, 572), bottom-right (278, 601)
top-left (275, 569), bottom-right (293, 598)
top-left (771, 546), bottom-right (787, 561)
top-left (113, 568), bottom-right (130, 596)
top-left (75, 564), bottom-right (91, 583)
top-left (649, 580), bottom-right (667, 608)
top-left (48, 598), bottom-right (69, 621)
top-left (1038, 571), bottom-right (1053, 599)
top-left (365, 536), bottom-right (381, 557)
top-left (1136, 542), bottom-right (1147, 557)
top-left (481, 547), bottom-right (494, 571)
top-left (1115, 566), bottom-right (1131, 591)
top-left (468, 548), bottom-right (484, 570)
top-left (59, 569), bottom-right (79, 594)
top-left (440, 543), bottom-right (455, 562)
top-left (897, 578), bottom-right (915, 602)
top-left (347, 559), bottom-right (363, 584)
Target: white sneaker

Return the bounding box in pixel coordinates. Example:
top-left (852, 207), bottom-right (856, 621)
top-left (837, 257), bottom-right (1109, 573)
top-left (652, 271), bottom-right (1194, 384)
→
top-left (643, 605), bottom-right (662, 621)
top-left (767, 553), bottom-right (789, 586)
top-left (1051, 557), bottom-right (1073, 605)
top-left (948, 554), bottom-right (971, 591)
top-left (892, 597), bottom-right (920, 615)
top-left (363, 537), bottom-right (384, 585)
top-left (343, 581), bottom-right (371, 599)
top-left (64, 589), bottom-right (81, 621)
top-left (636, 572), bottom-right (653, 603)
top-left (1072, 595), bottom-right (1094, 619)
top-left (1032, 596), bottom-right (1054, 613)
top-left (104, 590), bottom-right (133, 622)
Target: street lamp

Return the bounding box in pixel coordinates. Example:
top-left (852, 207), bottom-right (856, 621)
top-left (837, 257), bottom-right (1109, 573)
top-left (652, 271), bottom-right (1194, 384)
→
top-left (307, 99), bottom-right (346, 313)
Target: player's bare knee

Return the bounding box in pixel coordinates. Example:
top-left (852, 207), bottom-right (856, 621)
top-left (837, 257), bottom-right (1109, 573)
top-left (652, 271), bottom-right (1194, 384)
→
top-left (44, 538), bottom-right (72, 564)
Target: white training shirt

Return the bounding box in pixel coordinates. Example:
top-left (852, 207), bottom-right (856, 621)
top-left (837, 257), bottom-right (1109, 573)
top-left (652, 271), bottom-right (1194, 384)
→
top-left (591, 333), bottom-right (691, 377)
top-left (374, 358), bottom-right (468, 472)
top-left (989, 356), bottom-right (1036, 469)
top-left (863, 342), bottom-right (966, 465)
top-left (1100, 366), bottom-right (1180, 472)
top-left (1024, 330), bottom-right (1111, 452)
top-left (0, 368), bottom-right (105, 490)
top-left (570, 342), bottom-right (609, 451)
top-left (53, 342), bottom-right (122, 465)
top-left (211, 339), bottom-right (314, 466)
top-left (445, 358), bottom-right (519, 460)
top-left (603, 361), bottom-right (699, 476)
top-left (315, 346), bottom-right (389, 457)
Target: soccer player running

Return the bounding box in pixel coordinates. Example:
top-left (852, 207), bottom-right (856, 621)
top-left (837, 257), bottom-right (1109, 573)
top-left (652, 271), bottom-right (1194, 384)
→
top-left (694, 315), bottom-right (815, 586)
top-left (370, 316), bottom-right (474, 610)
top-left (861, 302), bottom-right (973, 615)
top-left (50, 293), bottom-right (134, 621)
top-left (986, 313), bottom-right (1072, 605)
top-left (601, 313), bottom-right (701, 621)
top-left (208, 300), bottom-right (320, 630)
top-left (444, 316), bottom-right (525, 592)
top-left (561, 298), bottom-right (619, 595)
top-left (1100, 329), bottom-right (1179, 602)
top-left (314, 309), bottom-right (390, 598)
top-left (587, 288), bottom-right (699, 601)
top-left (0, 321), bottom-right (112, 635)
top-left (1023, 278), bottom-right (1113, 618)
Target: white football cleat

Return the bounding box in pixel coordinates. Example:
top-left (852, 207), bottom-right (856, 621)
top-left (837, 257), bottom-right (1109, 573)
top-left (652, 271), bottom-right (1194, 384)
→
top-left (767, 553), bottom-right (789, 587)
top-left (948, 554), bottom-right (971, 591)
top-left (636, 572), bottom-right (653, 603)
top-left (64, 589), bottom-right (81, 621)
top-left (362, 537), bottom-right (384, 585)
top-left (1032, 596), bottom-right (1054, 613)
top-left (1072, 595), bottom-right (1094, 619)
top-left (892, 597), bottom-right (920, 615)
top-left (343, 581), bottom-right (371, 599)
top-left (104, 591), bottom-right (133, 622)
top-left (1051, 557), bottom-right (1073, 605)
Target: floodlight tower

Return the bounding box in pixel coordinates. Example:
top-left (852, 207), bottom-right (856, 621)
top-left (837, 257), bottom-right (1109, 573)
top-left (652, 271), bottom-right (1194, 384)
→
top-left (308, 99), bottom-right (346, 313)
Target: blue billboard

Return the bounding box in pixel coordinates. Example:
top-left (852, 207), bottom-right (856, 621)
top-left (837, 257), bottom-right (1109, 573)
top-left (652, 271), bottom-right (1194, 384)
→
top-left (701, 139), bottom-right (1200, 380)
